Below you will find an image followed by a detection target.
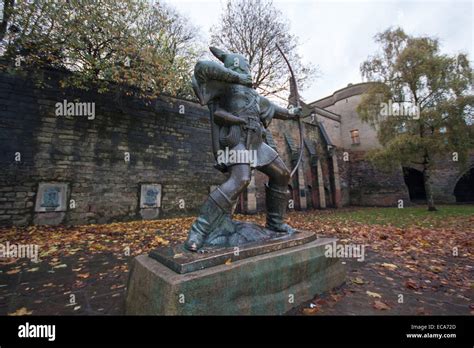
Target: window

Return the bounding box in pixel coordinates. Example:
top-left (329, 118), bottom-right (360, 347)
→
top-left (350, 129), bottom-right (360, 145)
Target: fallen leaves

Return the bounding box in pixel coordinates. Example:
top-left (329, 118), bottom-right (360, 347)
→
top-left (366, 291), bottom-right (382, 298)
top-left (303, 306), bottom-right (320, 315)
top-left (416, 307), bottom-right (429, 315)
top-left (154, 236), bottom-right (170, 246)
top-left (0, 207), bottom-right (472, 316)
top-left (373, 300), bottom-right (390, 311)
top-left (9, 307), bottom-right (33, 316)
top-left (405, 279), bottom-right (419, 290)
top-left (0, 217), bottom-right (195, 265)
top-left (53, 264), bottom-right (67, 269)
top-left (429, 265), bottom-right (443, 274)
top-left (351, 277), bottom-right (364, 285)
top-left (381, 263), bottom-right (398, 270)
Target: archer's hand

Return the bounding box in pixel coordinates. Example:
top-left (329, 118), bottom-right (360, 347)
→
top-left (238, 73), bottom-right (253, 87)
top-left (289, 106), bottom-right (303, 119)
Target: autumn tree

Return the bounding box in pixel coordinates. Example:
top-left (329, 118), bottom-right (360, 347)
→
top-left (1, 0), bottom-right (200, 98)
top-left (210, 0), bottom-right (316, 101)
top-left (357, 27), bottom-right (473, 211)
top-left (0, 0), bottom-right (15, 43)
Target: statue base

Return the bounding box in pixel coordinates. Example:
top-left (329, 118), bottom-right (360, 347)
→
top-left (150, 229), bottom-right (316, 274)
top-left (125, 235), bottom-right (346, 315)
top-left (201, 216), bottom-right (299, 248)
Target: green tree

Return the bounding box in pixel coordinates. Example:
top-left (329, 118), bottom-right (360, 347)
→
top-left (0, 0), bottom-right (15, 43)
top-left (357, 27), bottom-right (473, 211)
top-left (210, 0), bottom-right (316, 101)
top-left (1, 0), bottom-right (200, 98)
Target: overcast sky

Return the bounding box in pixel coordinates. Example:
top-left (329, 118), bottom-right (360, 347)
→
top-left (166, 0), bottom-right (473, 102)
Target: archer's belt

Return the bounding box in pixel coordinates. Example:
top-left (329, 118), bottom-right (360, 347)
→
top-left (240, 116), bottom-right (263, 148)
top-left (241, 116), bottom-right (261, 132)
top-left (219, 116), bottom-right (263, 149)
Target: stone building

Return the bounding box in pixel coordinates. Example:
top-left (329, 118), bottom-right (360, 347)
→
top-left (244, 82), bottom-right (474, 213)
top-left (0, 70), bottom-right (472, 226)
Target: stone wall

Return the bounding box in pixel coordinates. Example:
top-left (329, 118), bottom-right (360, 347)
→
top-left (336, 148), bottom-right (351, 207)
top-left (313, 83), bottom-right (381, 152)
top-left (1, 69), bottom-right (470, 226)
top-left (252, 119), bottom-right (341, 211)
top-left (312, 82), bottom-right (474, 206)
top-left (404, 153), bottom-right (474, 203)
top-left (347, 151), bottom-right (474, 206)
top-left (0, 69), bottom-right (225, 226)
top-left (315, 113), bottom-right (341, 148)
top-left (0, 68), bottom-right (342, 227)
top-left (347, 151), bottom-right (410, 206)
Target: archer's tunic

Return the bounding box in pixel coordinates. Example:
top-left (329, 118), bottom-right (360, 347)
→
top-left (192, 61), bottom-right (281, 170)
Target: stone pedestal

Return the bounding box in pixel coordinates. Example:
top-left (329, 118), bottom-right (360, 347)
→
top-left (125, 237), bottom-right (345, 315)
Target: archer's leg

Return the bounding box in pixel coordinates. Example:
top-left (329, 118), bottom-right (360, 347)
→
top-left (258, 157), bottom-right (295, 234)
top-left (185, 164), bottom-right (251, 251)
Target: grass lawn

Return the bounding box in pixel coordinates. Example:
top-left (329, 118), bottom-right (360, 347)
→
top-left (311, 204), bottom-right (474, 228)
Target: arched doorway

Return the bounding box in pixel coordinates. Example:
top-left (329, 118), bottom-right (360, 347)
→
top-left (403, 167), bottom-right (426, 201)
top-left (324, 186), bottom-right (333, 207)
top-left (454, 168), bottom-right (474, 202)
top-left (307, 185), bottom-right (313, 209)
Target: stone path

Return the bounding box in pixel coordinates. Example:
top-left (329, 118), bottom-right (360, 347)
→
top-left (289, 250), bottom-right (472, 315)
top-left (1, 252), bottom-right (127, 315)
top-left (1, 247), bottom-right (471, 315)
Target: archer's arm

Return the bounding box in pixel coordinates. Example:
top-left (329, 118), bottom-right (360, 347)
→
top-left (272, 103), bottom-right (296, 120)
top-left (259, 97), bottom-right (301, 127)
top-left (194, 60), bottom-right (252, 86)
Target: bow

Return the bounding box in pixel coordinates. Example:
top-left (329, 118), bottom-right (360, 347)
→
top-left (276, 43), bottom-right (304, 178)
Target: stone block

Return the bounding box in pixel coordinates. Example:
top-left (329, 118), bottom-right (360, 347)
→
top-left (140, 208), bottom-right (160, 220)
top-left (125, 237), bottom-right (345, 315)
top-left (140, 184), bottom-right (162, 209)
top-left (33, 212), bottom-right (66, 225)
top-left (34, 183), bottom-right (69, 212)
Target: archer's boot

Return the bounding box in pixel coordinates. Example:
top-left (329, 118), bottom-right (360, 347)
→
top-left (265, 184), bottom-right (295, 234)
top-left (185, 188), bottom-right (234, 251)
